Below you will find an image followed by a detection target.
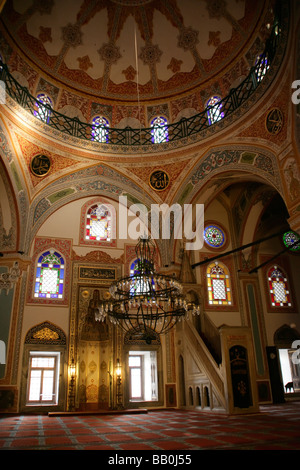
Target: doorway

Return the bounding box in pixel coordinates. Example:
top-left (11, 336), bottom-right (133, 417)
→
top-left (274, 325), bottom-right (300, 396)
top-left (279, 348), bottom-right (300, 394)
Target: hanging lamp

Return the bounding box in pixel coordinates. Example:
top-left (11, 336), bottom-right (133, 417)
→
top-left (94, 236), bottom-right (199, 340)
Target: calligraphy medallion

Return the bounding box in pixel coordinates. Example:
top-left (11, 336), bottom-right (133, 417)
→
top-left (30, 154), bottom-right (51, 177)
top-left (265, 108), bottom-right (283, 135)
top-left (149, 170), bottom-right (170, 191)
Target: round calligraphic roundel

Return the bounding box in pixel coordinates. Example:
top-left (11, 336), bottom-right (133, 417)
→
top-left (149, 170), bottom-right (170, 191)
top-left (265, 108), bottom-right (283, 135)
top-left (30, 154), bottom-right (51, 177)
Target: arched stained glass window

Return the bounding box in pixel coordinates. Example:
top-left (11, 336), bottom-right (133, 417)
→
top-left (34, 250), bottom-right (64, 299)
top-left (129, 259), bottom-right (154, 295)
top-left (283, 231), bottom-right (300, 252)
top-left (91, 116), bottom-right (109, 143)
top-left (34, 93), bottom-right (53, 123)
top-left (206, 261), bottom-right (231, 306)
top-left (204, 225), bottom-right (225, 248)
top-left (86, 204), bottom-right (112, 241)
top-left (267, 265), bottom-right (292, 307)
top-left (255, 54), bottom-right (270, 82)
top-left (206, 96), bottom-right (224, 125)
top-left (151, 116), bottom-right (169, 143)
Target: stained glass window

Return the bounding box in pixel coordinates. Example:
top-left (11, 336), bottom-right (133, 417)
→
top-left (206, 261), bottom-right (231, 306)
top-left (151, 116), bottom-right (169, 143)
top-left (86, 204), bottom-right (112, 241)
top-left (34, 93), bottom-right (53, 123)
top-left (283, 231), bottom-right (300, 252)
top-left (34, 250), bottom-right (64, 299)
top-left (129, 259), bottom-right (154, 295)
top-left (206, 96), bottom-right (224, 125)
top-left (204, 225), bottom-right (225, 248)
top-left (255, 54), bottom-right (270, 82)
top-left (91, 116), bottom-right (109, 143)
top-left (267, 265), bottom-right (292, 307)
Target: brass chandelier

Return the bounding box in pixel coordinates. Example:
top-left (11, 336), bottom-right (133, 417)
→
top-left (94, 236), bottom-right (199, 339)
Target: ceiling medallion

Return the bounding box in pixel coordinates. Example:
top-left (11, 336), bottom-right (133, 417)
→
top-left (149, 170), bottom-right (170, 191)
top-left (265, 108), bottom-right (283, 135)
top-left (30, 154), bottom-right (51, 177)
top-left (98, 43), bottom-right (122, 66)
top-left (62, 23), bottom-right (83, 48)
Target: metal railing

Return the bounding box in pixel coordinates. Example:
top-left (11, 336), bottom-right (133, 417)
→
top-left (0, 13), bottom-right (283, 147)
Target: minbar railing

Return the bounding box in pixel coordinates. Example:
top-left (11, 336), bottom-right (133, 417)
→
top-left (0, 10), bottom-right (283, 147)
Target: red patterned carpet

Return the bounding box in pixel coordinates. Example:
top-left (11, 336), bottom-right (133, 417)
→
top-left (1, 401), bottom-right (300, 451)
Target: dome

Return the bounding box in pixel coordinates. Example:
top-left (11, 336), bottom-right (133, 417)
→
top-left (1, 0), bottom-right (273, 107)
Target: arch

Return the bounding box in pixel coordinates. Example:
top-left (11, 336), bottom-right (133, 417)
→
top-left (175, 146), bottom-right (283, 210)
top-left (0, 119), bottom-right (29, 251)
top-left (274, 324), bottom-right (300, 349)
top-left (188, 386), bottom-right (193, 406)
top-left (0, 157), bottom-right (19, 252)
top-left (27, 163), bottom-right (152, 249)
top-left (203, 386), bottom-right (210, 407)
top-left (195, 386), bottom-right (201, 406)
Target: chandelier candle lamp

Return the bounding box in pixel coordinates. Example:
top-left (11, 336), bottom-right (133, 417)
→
top-left (94, 237), bottom-right (200, 340)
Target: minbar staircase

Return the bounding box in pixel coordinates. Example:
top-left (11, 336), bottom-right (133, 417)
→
top-left (180, 313), bottom-right (259, 414)
top-left (178, 251), bottom-right (259, 414)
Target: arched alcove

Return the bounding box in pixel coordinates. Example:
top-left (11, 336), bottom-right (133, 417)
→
top-left (20, 322), bottom-right (67, 413)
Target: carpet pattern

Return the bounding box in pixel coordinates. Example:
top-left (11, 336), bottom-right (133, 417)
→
top-left (1, 402), bottom-right (300, 451)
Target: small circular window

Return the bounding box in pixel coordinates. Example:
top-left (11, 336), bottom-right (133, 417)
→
top-left (204, 225), bottom-right (225, 248)
top-left (283, 231), bottom-right (300, 252)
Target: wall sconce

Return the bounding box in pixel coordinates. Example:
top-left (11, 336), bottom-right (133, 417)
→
top-left (116, 358), bottom-right (121, 377)
top-left (115, 358), bottom-right (123, 409)
top-left (68, 358), bottom-right (76, 412)
top-left (70, 358), bottom-right (76, 379)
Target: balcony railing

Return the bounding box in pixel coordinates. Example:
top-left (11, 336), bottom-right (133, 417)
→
top-left (0, 11), bottom-right (283, 148)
